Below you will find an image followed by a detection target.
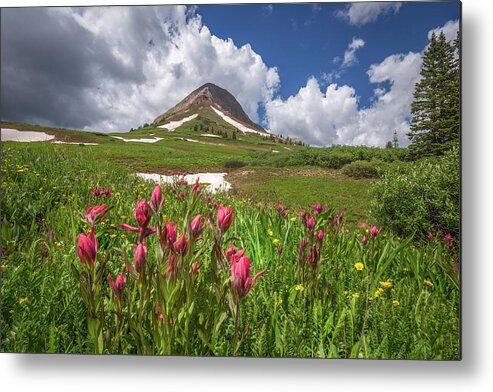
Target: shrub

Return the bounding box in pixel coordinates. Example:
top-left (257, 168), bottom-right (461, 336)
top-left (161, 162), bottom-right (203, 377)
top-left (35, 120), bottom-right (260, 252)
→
top-left (369, 147), bottom-right (459, 239)
top-left (224, 160), bottom-right (247, 169)
top-left (342, 160), bottom-right (380, 179)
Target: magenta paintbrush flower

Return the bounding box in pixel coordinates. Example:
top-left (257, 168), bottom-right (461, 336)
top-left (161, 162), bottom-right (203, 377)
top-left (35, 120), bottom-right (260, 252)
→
top-left (150, 184), bottom-right (163, 211)
top-left (134, 199), bottom-right (151, 227)
top-left (317, 230), bottom-right (324, 242)
top-left (77, 230), bottom-right (98, 267)
top-left (313, 203), bottom-right (323, 214)
top-left (277, 201), bottom-right (285, 215)
top-left (370, 225), bottom-right (382, 238)
top-left (102, 188), bottom-right (111, 198)
top-left (300, 210), bottom-right (307, 220)
top-left (306, 217), bottom-right (315, 231)
top-left (133, 242), bottom-right (147, 273)
top-left (85, 204), bottom-right (110, 226)
top-left (92, 187), bottom-right (101, 197)
top-left (108, 272), bottom-right (126, 299)
top-left (165, 219), bottom-right (177, 248)
top-left (217, 205), bottom-right (234, 234)
top-left (173, 233), bottom-right (189, 255)
top-left (190, 214), bottom-right (206, 238)
top-left (225, 243), bottom-right (246, 264)
top-left (120, 199), bottom-right (157, 242)
top-left (362, 234), bottom-right (368, 245)
top-left (231, 256), bottom-right (267, 301)
top-left (192, 178), bottom-right (201, 194)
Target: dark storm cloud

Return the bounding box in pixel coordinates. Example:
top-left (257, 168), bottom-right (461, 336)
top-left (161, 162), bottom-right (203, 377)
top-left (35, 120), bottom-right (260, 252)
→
top-left (1, 7), bottom-right (153, 129)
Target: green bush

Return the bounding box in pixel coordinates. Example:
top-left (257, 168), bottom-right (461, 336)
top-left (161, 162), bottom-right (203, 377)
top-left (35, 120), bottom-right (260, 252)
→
top-left (369, 148), bottom-right (459, 239)
top-left (342, 160), bottom-right (380, 179)
top-left (224, 160), bottom-right (247, 169)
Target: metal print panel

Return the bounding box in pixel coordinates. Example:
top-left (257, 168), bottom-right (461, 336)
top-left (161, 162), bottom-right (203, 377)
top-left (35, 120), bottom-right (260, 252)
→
top-left (0, 1), bottom-right (461, 359)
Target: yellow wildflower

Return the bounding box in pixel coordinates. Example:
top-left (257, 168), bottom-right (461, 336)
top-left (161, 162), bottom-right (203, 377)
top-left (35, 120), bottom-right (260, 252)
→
top-left (392, 300), bottom-right (400, 306)
top-left (352, 292), bottom-right (360, 299)
top-left (295, 284), bottom-right (305, 292)
top-left (19, 297), bottom-right (28, 305)
top-left (273, 238), bottom-right (280, 246)
top-left (276, 298), bottom-right (283, 307)
top-left (267, 229), bottom-right (273, 237)
top-left (110, 234), bottom-right (116, 239)
top-left (374, 288), bottom-right (384, 298)
top-left (354, 262), bottom-right (364, 271)
top-left (290, 217), bottom-right (297, 222)
top-left (379, 280), bottom-right (393, 289)
top-left (1, 264), bottom-right (7, 272)
top-left (424, 279), bottom-right (433, 287)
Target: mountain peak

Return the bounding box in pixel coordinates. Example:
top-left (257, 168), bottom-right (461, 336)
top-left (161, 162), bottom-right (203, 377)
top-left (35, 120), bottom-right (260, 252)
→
top-left (153, 82), bottom-right (265, 133)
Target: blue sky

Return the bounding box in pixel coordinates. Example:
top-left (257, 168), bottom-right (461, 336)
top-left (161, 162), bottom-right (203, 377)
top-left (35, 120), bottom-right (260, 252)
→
top-left (199, 2), bottom-right (460, 107)
top-left (1, 2), bottom-right (460, 146)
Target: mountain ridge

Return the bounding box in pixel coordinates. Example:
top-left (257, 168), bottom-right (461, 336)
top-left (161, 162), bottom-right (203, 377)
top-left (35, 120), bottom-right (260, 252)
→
top-left (152, 83), bottom-right (266, 134)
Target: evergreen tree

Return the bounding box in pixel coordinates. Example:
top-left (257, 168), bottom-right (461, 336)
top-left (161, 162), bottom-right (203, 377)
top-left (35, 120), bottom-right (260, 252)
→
top-left (392, 130), bottom-right (399, 149)
top-left (408, 31), bottom-right (460, 157)
top-left (385, 141), bottom-right (393, 149)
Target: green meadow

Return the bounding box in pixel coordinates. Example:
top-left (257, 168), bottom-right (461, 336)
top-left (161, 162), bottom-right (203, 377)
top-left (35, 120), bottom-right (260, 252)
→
top-left (1, 122), bottom-right (460, 358)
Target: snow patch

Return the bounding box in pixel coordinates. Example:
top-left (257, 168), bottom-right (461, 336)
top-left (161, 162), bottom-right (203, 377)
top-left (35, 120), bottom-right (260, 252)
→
top-left (157, 114), bottom-right (198, 131)
top-left (1, 128), bottom-right (55, 142)
top-left (272, 150), bottom-right (280, 153)
top-left (112, 136), bottom-right (163, 143)
top-left (210, 106), bottom-right (265, 135)
top-left (136, 172), bottom-right (232, 194)
top-left (200, 133), bottom-right (221, 138)
top-left (53, 141), bottom-right (99, 145)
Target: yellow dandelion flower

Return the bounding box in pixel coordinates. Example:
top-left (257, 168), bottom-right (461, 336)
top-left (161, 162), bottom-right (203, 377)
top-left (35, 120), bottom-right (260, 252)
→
top-left (267, 229), bottom-right (273, 237)
top-left (295, 284), bottom-right (305, 292)
top-left (392, 300), bottom-right (400, 306)
top-left (290, 217), bottom-right (297, 222)
top-left (273, 238), bottom-right (280, 246)
top-left (424, 279), bottom-right (433, 287)
top-left (354, 262), bottom-right (364, 271)
top-left (18, 297), bottom-right (28, 305)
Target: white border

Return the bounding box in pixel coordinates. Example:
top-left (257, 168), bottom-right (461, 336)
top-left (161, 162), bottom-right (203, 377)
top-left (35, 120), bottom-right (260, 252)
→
top-left (1, 1), bottom-right (492, 391)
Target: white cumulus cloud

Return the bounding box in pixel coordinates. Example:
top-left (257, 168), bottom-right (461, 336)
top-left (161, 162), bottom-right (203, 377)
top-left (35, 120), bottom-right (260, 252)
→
top-left (265, 42), bottom-right (429, 146)
top-left (428, 19), bottom-right (459, 42)
top-left (336, 2), bottom-right (402, 26)
top-left (342, 37), bottom-right (366, 67)
top-left (266, 18), bottom-right (460, 147)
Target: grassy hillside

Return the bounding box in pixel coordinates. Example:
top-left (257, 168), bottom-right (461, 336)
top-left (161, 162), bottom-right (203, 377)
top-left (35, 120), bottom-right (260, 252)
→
top-left (2, 121), bottom-right (398, 226)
